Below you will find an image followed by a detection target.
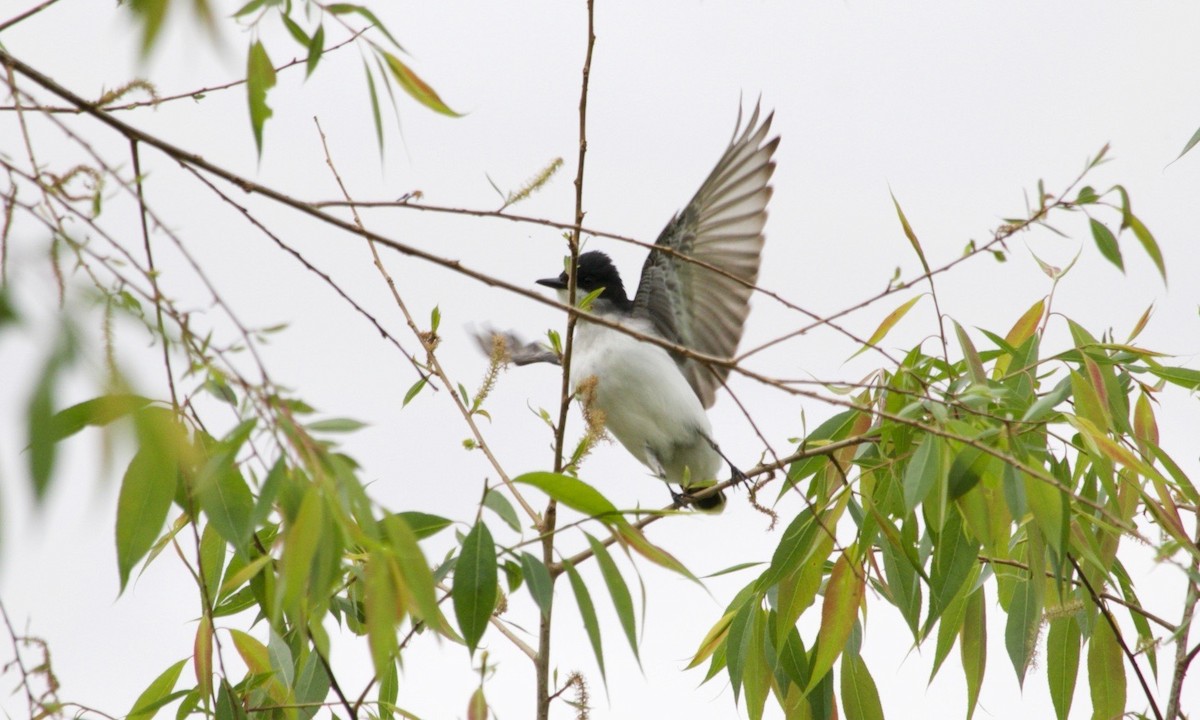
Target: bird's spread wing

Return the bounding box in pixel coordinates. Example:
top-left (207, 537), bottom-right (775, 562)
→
top-left (471, 327), bottom-right (561, 366)
top-left (632, 104), bottom-right (778, 408)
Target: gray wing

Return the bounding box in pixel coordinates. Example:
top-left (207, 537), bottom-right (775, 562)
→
top-left (471, 327), bottom-right (560, 366)
top-left (633, 104), bottom-right (778, 408)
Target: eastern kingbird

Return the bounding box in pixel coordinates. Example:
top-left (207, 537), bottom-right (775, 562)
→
top-left (484, 105), bottom-right (777, 512)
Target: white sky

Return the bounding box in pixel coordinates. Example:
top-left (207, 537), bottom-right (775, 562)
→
top-left (1, 1), bottom-right (1199, 719)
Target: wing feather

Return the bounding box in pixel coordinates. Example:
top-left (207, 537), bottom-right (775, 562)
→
top-left (632, 104), bottom-right (778, 408)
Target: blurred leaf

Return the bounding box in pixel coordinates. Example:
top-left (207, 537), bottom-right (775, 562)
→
top-left (1088, 219), bottom-right (1123, 272)
top-left (1087, 620), bottom-right (1126, 720)
top-left (281, 489), bottom-right (323, 611)
top-left (849, 295), bottom-right (923, 360)
top-left (807, 553), bottom-right (864, 690)
top-left (585, 534), bottom-right (640, 666)
top-left (45, 394), bottom-right (152, 443)
top-left (230, 629), bottom-right (288, 704)
top-left (381, 51), bottom-right (461, 117)
top-left (562, 557), bottom-right (605, 685)
top-left (326, 4), bottom-right (405, 50)
top-left (378, 661), bottom-right (398, 720)
top-left (364, 553), bottom-right (399, 674)
top-left (453, 520), bottom-right (497, 654)
top-left (381, 515), bottom-right (444, 633)
top-left (128, 0), bottom-right (169, 53)
top-left (306, 24), bottom-right (325, 77)
top-left (307, 417), bottom-right (367, 432)
top-left (519, 552), bottom-right (553, 618)
top-left (467, 687), bottom-right (487, 720)
top-left (279, 13), bottom-right (309, 44)
top-left (247, 40), bottom-right (277, 156)
top-left (128, 658), bottom-right (187, 720)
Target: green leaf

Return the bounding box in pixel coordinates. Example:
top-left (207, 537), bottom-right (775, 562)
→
top-left (116, 416), bottom-right (183, 590)
top-left (453, 520), bottom-right (497, 654)
top-left (306, 24), bottom-right (325, 77)
top-left (1127, 214), bottom-right (1166, 282)
top-left (128, 0), bottom-right (169, 54)
top-left (281, 489), bottom-right (323, 611)
top-left (380, 51), bottom-right (462, 117)
top-left (294, 652), bottom-right (330, 720)
top-left (807, 553), bottom-right (864, 690)
top-left (307, 417), bottom-right (367, 433)
top-left (482, 489), bottom-right (521, 532)
top-left (1004, 573), bottom-right (1042, 686)
top-left (1088, 219), bottom-right (1124, 272)
top-left (849, 295), bottom-right (923, 359)
top-left (562, 557), bottom-right (605, 684)
top-left (925, 511), bottom-right (980, 633)
top-left (279, 13), bottom-right (309, 45)
top-left (364, 553), bottom-right (399, 674)
top-left (363, 59), bottom-right (385, 154)
top-left (215, 678), bottom-right (248, 720)
top-left (381, 515), bottom-right (444, 633)
top-left (326, 4), bottom-right (405, 50)
top-left (195, 458), bottom-right (255, 553)
top-left (128, 658), bottom-right (188, 720)
top-left (953, 321), bottom-right (987, 385)
top-left (1022, 376), bottom-right (1072, 423)
top-left (891, 190), bottom-right (931, 274)
top-left (45, 394), bottom-right (152, 443)
top-left (961, 587), bottom-right (987, 720)
top-left (1087, 620), bottom-right (1126, 720)
top-left (513, 471), bottom-right (620, 521)
top-left (390, 511), bottom-right (452, 540)
top-left (1047, 616), bottom-right (1081, 720)
top-left (1175, 123), bottom-right (1200, 160)
top-left (840, 653), bottom-right (884, 720)
top-left (585, 534), bottom-right (640, 666)
top-left (402, 377), bottom-right (428, 407)
top-left (518, 552), bottom-right (553, 618)
top-left (247, 40), bottom-right (278, 156)
top-left (1146, 365), bottom-right (1200, 390)
top-left (903, 437), bottom-right (944, 513)
top-left (377, 661), bottom-right (398, 720)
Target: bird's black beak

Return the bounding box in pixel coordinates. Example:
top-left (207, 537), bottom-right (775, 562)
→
top-left (536, 275), bottom-right (569, 290)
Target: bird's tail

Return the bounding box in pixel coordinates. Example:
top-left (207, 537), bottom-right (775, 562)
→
top-left (686, 483), bottom-right (726, 513)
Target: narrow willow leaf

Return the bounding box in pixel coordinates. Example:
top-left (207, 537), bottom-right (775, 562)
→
top-left (1126, 214), bottom-right (1166, 283)
top-left (326, 3), bottom-right (405, 50)
top-left (891, 191), bottom-right (930, 274)
top-left (382, 515), bottom-right (444, 632)
top-left (807, 554), bottom-right (864, 691)
top-left (513, 472), bottom-right (620, 520)
top-left (687, 611), bottom-right (734, 669)
top-left (616, 523), bottom-right (697, 581)
top-left (742, 609), bottom-right (770, 720)
top-left (229, 629), bottom-right (288, 705)
top-left (215, 678), bottom-right (248, 720)
top-left (381, 51), bottom-right (461, 117)
top-left (45, 394), bottom-right (152, 443)
top-left (467, 686), bottom-right (487, 720)
top-left (1088, 219), bottom-right (1124, 272)
top-left (848, 295), bottom-right (923, 359)
top-left (1087, 620), bottom-right (1126, 720)
top-left (390, 511), bottom-right (452, 540)
top-left (267, 628), bottom-right (294, 688)
top-left (880, 535), bottom-right (922, 638)
top-left (926, 512), bottom-right (980, 632)
top-left (759, 493), bottom-right (849, 590)
top-left (279, 14), bottom-right (309, 45)
top-left (725, 601), bottom-right (755, 699)
top-left (1022, 376), bottom-right (1072, 423)
top-left (116, 442), bottom-right (179, 590)
top-left (128, 0), bottom-right (168, 53)
top-left (930, 577), bottom-right (973, 680)
top-left (903, 437), bottom-right (944, 513)
top-left (1147, 365), bottom-right (1200, 390)
top-left (246, 40), bottom-right (277, 155)
top-left (585, 534), bottom-right (640, 665)
top-left (482, 489), bottom-right (521, 532)
top-left (840, 653), bottom-right (884, 720)
top-left (1004, 573), bottom-right (1042, 686)
top-left (519, 552), bottom-right (553, 618)
top-left (305, 24), bottom-right (325, 77)
top-left (378, 661), bottom-right (398, 720)
top-left (194, 614), bottom-right (212, 699)
top-left (562, 558), bottom-right (606, 684)
top-left (199, 523), bottom-right (226, 598)
top-left (994, 299), bottom-right (1044, 379)
top-left (453, 520), bottom-right (497, 654)
top-left (307, 417), bottom-right (367, 432)
top-left (1047, 617), bottom-right (1081, 720)
top-left (281, 489), bottom-right (323, 611)
top-left (961, 586), bottom-right (987, 720)
top-left (294, 651), bottom-right (331, 720)
top-left (1174, 123), bottom-right (1200, 161)
top-left (953, 321), bottom-right (986, 385)
top-left (128, 658), bottom-right (188, 720)
top-left (364, 553), bottom-right (399, 674)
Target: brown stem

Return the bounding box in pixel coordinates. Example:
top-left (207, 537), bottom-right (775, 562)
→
top-left (1165, 523), bottom-right (1200, 718)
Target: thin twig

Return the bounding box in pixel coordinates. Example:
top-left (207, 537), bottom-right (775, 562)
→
top-left (0, 0), bottom-right (63, 34)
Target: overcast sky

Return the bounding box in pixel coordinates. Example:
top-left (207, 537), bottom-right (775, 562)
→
top-left (2, 1), bottom-right (1199, 719)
